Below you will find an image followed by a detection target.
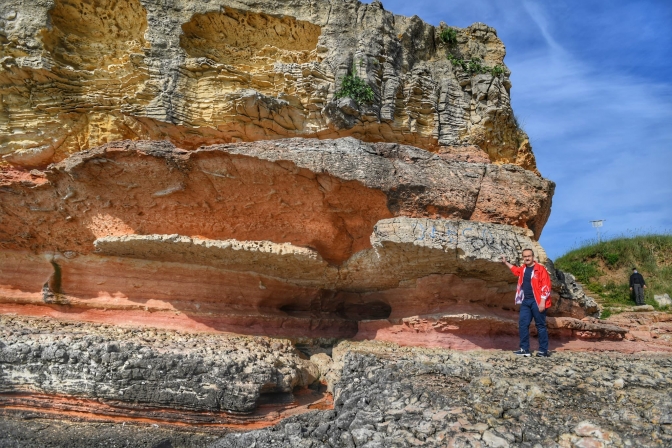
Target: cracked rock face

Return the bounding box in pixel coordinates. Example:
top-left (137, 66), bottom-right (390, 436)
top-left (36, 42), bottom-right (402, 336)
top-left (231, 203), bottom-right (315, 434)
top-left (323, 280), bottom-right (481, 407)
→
top-left (0, 315), bottom-right (323, 416)
top-left (1, 0), bottom-right (534, 170)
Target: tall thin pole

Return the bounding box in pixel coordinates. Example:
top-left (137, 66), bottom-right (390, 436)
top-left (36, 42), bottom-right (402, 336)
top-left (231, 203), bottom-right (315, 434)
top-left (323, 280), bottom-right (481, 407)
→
top-left (590, 220), bottom-right (605, 243)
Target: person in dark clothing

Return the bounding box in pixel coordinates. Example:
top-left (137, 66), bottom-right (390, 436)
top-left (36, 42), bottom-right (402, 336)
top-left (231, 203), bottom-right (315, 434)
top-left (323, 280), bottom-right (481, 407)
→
top-left (630, 268), bottom-right (647, 306)
top-left (501, 249), bottom-right (552, 357)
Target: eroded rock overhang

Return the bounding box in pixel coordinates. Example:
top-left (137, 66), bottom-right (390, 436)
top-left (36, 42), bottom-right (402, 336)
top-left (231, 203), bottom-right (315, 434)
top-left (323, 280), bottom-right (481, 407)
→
top-left (0, 137), bottom-right (554, 262)
top-left (0, 219), bottom-right (538, 337)
top-left (0, 137), bottom-right (562, 338)
top-left (0, 217), bottom-right (608, 341)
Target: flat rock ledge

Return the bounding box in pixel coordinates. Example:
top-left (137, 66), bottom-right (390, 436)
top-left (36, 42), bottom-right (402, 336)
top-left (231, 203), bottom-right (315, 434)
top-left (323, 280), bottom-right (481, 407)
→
top-left (356, 314), bottom-right (629, 351)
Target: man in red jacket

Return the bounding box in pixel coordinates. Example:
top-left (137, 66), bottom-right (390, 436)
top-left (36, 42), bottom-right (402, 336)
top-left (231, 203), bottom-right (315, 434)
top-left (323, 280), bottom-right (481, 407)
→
top-left (501, 248), bottom-right (552, 357)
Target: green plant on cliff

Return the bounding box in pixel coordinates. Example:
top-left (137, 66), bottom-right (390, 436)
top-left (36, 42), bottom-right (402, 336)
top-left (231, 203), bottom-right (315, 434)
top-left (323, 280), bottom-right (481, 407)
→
top-left (555, 233), bottom-right (672, 311)
top-left (439, 27), bottom-right (458, 45)
top-left (334, 61), bottom-right (375, 106)
top-left (490, 64), bottom-right (505, 77)
top-left (447, 54), bottom-right (504, 77)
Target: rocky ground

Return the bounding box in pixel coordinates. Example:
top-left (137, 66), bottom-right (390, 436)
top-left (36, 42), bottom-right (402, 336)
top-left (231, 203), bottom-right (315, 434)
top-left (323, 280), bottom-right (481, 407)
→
top-left (2, 320), bottom-right (672, 448)
top-left (0, 418), bottom-right (219, 448)
top-left (214, 341), bottom-right (672, 448)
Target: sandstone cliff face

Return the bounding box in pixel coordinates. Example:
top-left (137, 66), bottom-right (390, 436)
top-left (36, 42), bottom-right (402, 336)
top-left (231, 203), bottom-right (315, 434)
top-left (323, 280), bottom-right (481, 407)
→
top-left (0, 0), bottom-right (606, 350)
top-left (0, 0), bottom-right (534, 170)
top-left (0, 0), bottom-right (633, 440)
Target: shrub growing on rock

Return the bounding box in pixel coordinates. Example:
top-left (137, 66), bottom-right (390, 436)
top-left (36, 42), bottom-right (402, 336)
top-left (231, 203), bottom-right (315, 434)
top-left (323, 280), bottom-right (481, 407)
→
top-left (440, 27), bottom-right (458, 45)
top-left (334, 62), bottom-right (375, 106)
top-left (447, 54), bottom-right (504, 77)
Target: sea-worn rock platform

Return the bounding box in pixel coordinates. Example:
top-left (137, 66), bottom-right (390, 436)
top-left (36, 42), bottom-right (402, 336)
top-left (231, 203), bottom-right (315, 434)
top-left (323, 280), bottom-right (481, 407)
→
top-left (212, 342), bottom-right (672, 448)
top-left (0, 316), bottom-right (330, 420)
top-left (2, 333), bottom-right (671, 447)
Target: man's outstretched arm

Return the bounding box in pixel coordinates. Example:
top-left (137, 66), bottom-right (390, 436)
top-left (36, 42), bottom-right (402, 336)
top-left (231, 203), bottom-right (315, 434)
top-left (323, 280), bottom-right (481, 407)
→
top-left (501, 255), bottom-right (522, 276)
top-left (500, 255), bottom-right (514, 269)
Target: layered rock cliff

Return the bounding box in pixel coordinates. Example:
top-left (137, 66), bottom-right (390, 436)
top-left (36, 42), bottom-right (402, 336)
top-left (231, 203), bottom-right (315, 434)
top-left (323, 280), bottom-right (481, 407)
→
top-left (0, 0), bottom-right (650, 444)
top-left (0, 0), bottom-right (534, 170)
top-left (0, 137), bottom-right (587, 344)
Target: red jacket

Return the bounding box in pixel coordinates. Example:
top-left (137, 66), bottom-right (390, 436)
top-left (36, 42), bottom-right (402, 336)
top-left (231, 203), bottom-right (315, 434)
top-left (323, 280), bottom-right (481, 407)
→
top-left (510, 262), bottom-right (552, 308)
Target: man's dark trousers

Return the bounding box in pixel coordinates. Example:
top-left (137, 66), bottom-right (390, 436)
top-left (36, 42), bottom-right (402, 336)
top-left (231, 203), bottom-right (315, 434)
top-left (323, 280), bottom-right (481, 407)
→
top-left (633, 284), bottom-right (645, 305)
top-left (519, 297), bottom-right (548, 352)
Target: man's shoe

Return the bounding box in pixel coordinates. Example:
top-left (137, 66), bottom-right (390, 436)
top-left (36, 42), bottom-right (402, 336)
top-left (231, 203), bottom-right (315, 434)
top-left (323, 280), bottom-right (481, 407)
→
top-left (536, 351), bottom-right (551, 357)
top-left (513, 348), bottom-right (531, 357)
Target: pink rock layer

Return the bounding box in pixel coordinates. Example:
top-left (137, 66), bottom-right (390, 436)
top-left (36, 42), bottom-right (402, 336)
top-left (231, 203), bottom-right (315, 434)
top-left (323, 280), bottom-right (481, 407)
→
top-left (355, 316), bottom-right (672, 353)
top-left (0, 390), bottom-right (332, 430)
top-left (0, 141), bottom-right (392, 264)
top-left (0, 245), bottom-right (617, 342)
top-left (0, 302), bottom-right (660, 353)
top-left (0, 248), bottom-right (519, 339)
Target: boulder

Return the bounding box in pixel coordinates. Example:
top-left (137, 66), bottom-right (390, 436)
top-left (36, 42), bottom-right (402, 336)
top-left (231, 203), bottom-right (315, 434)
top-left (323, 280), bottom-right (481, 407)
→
top-left (633, 305), bottom-right (655, 312)
top-left (654, 294), bottom-right (672, 308)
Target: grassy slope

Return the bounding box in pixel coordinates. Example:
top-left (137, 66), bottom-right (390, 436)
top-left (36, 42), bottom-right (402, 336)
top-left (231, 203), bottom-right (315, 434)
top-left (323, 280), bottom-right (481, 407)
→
top-left (555, 235), bottom-right (672, 314)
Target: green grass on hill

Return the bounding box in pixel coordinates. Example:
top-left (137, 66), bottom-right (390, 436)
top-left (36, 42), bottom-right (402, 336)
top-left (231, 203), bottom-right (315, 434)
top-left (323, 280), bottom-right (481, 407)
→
top-left (555, 234), bottom-right (672, 313)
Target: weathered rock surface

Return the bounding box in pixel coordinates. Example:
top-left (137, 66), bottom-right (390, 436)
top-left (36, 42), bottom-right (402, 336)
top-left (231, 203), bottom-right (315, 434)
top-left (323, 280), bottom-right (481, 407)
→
top-left (0, 315), bottom-right (325, 418)
top-left (547, 259), bottom-right (601, 317)
top-left (355, 313), bottom-right (632, 352)
top-left (0, 418), bottom-right (220, 448)
top-left (0, 138), bottom-right (554, 263)
top-left (211, 341), bottom-right (672, 448)
top-left (2, 212), bottom-right (613, 344)
top-left (0, 0), bottom-right (535, 170)
top-left (3, 338), bottom-right (672, 447)
top-left (608, 311), bottom-right (672, 347)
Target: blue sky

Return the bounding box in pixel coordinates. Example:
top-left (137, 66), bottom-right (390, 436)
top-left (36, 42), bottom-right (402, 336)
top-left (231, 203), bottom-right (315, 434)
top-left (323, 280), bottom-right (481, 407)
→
top-left (372, 0), bottom-right (672, 258)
